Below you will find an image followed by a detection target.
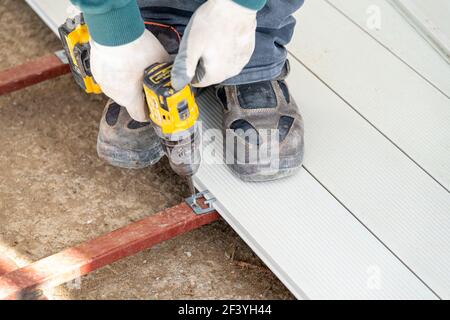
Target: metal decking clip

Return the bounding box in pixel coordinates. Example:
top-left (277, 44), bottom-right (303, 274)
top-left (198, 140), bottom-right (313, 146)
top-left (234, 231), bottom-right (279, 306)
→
top-left (185, 190), bottom-right (217, 215)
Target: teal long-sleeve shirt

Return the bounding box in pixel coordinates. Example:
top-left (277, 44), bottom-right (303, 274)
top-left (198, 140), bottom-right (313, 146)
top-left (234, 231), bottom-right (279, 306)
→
top-left (71, 0), bottom-right (266, 46)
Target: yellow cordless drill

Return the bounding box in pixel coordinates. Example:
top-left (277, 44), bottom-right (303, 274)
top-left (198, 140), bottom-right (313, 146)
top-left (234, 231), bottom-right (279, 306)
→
top-left (59, 15), bottom-right (201, 198)
top-left (58, 14), bottom-right (101, 94)
top-left (143, 62), bottom-right (201, 197)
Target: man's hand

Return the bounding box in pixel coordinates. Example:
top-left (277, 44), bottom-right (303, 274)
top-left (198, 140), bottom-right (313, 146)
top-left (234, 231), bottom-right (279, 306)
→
top-left (90, 30), bottom-right (170, 122)
top-left (171, 0), bottom-right (257, 91)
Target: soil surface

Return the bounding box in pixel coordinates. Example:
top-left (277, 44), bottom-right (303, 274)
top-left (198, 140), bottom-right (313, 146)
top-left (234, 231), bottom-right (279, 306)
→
top-left (0, 0), bottom-right (293, 300)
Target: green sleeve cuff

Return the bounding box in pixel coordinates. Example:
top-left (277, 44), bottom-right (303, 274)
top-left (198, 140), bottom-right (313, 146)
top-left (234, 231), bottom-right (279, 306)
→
top-left (232, 0), bottom-right (267, 11)
top-left (82, 1), bottom-right (145, 46)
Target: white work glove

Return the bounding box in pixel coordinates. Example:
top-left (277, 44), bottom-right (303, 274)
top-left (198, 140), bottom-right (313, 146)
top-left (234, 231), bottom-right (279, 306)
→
top-left (171, 0), bottom-right (257, 90)
top-left (90, 30), bottom-right (170, 122)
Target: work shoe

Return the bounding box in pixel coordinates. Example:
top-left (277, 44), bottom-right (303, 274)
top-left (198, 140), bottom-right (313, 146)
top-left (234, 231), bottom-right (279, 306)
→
top-left (216, 62), bottom-right (304, 182)
top-left (97, 100), bottom-right (164, 169)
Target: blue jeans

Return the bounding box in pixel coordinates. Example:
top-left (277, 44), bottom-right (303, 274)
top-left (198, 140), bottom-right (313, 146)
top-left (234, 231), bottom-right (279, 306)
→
top-left (137, 0), bottom-right (304, 85)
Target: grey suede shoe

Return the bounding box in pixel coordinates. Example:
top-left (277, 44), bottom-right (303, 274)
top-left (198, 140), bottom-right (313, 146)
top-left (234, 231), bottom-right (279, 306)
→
top-left (97, 100), bottom-right (164, 169)
top-left (216, 62), bottom-right (304, 182)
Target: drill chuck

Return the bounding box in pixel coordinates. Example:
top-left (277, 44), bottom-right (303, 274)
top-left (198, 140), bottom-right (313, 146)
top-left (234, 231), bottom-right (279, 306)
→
top-left (158, 126), bottom-right (201, 177)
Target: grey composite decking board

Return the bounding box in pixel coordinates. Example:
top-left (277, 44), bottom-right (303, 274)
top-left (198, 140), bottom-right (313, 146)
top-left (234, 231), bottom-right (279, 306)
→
top-left (290, 0), bottom-right (450, 192)
top-left (25, 0), bottom-right (71, 36)
top-left (388, 0), bottom-right (450, 62)
top-left (284, 59), bottom-right (450, 299)
top-left (327, 0), bottom-right (450, 97)
top-left (194, 90), bottom-right (436, 300)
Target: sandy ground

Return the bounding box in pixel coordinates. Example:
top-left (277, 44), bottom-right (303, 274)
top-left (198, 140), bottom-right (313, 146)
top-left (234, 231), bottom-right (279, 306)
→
top-left (0, 0), bottom-right (293, 299)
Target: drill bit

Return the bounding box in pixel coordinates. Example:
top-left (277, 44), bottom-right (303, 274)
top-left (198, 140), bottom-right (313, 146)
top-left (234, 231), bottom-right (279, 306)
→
top-left (187, 176), bottom-right (197, 204)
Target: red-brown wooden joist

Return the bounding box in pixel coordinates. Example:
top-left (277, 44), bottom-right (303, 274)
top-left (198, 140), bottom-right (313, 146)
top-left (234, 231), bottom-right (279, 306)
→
top-left (0, 202), bottom-right (219, 300)
top-left (0, 53), bottom-right (220, 300)
top-left (0, 256), bottom-right (48, 300)
top-left (0, 255), bottom-right (18, 276)
top-left (0, 53), bottom-right (70, 96)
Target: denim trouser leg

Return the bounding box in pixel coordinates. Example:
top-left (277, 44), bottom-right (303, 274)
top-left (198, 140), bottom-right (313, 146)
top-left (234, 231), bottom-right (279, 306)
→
top-left (137, 0), bottom-right (304, 85)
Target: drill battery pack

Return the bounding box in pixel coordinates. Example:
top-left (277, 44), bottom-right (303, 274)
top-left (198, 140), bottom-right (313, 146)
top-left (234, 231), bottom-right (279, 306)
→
top-left (58, 14), bottom-right (101, 94)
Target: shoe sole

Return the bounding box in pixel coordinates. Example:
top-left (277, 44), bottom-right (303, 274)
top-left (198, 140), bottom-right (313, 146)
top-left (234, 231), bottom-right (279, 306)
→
top-left (97, 137), bottom-right (164, 170)
top-left (228, 150), bottom-right (304, 182)
top-left (231, 166), bottom-right (302, 182)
